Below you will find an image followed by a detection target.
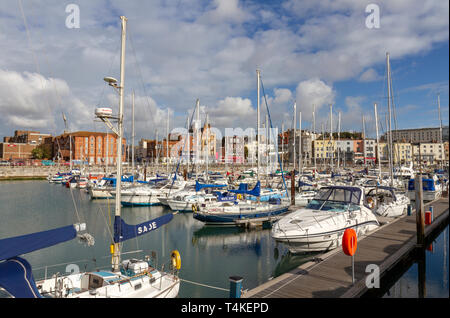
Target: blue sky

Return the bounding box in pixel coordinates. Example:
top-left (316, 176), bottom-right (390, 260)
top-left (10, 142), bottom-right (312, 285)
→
top-left (0, 0), bottom-right (448, 141)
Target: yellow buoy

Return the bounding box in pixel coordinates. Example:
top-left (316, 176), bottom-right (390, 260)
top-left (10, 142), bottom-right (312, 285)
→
top-left (171, 250), bottom-right (181, 270)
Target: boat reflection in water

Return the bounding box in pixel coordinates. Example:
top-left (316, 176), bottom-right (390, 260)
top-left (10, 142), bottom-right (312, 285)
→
top-left (191, 227), bottom-right (265, 256)
top-left (271, 248), bottom-right (321, 278)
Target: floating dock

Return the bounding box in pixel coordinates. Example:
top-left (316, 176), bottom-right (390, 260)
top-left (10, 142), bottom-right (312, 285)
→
top-left (243, 196), bottom-right (449, 298)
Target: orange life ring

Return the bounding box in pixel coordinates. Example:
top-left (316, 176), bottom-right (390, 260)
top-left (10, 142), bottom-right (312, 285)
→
top-left (342, 228), bottom-right (357, 256)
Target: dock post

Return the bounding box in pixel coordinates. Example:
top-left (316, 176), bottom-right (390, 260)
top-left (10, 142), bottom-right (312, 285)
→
top-left (229, 276), bottom-right (243, 298)
top-left (291, 170), bottom-right (295, 205)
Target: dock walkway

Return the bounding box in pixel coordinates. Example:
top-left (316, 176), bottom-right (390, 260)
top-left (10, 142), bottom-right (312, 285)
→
top-left (243, 197), bottom-right (449, 298)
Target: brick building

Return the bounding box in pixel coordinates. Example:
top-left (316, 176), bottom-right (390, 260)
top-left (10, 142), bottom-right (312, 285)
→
top-left (53, 131), bottom-right (126, 165)
top-left (0, 130), bottom-right (53, 160)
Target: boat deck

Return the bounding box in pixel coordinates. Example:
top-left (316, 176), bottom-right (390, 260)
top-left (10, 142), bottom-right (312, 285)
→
top-left (243, 196), bottom-right (449, 298)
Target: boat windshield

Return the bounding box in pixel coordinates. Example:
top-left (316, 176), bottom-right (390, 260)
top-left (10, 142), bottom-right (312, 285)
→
top-left (306, 187), bottom-right (361, 212)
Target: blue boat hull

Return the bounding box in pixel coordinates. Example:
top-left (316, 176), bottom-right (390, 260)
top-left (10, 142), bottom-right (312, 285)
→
top-left (193, 205), bottom-right (289, 226)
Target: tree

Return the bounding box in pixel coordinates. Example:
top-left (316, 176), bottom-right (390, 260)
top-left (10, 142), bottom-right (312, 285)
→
top-left (31, 145), bottom-right (52, 159)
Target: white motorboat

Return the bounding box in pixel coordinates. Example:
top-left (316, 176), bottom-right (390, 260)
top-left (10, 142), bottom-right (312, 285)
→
top-left (271, 186), bottom-right (380, 253)
top-left (167, 193), bottom-right (218, 212)
top-left (407, 176), bottom-right (442, 202)
top-left (119, 180), bottom-right (187, 207)
top-left (366, 186), bottom-right (410, 218)
top-left (294, 190), bottom-right (317, 206)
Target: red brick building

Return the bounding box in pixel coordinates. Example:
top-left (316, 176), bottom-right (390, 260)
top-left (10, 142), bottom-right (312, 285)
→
top-left (53, 131), bottom-right (126, 165)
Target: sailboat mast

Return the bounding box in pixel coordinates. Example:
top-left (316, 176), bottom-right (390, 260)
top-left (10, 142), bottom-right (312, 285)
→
top-left (337, 111), bottom-right (341, 170)
top-left (438, 93), bottom-right (443, 170)
top-left (293, 102), bottom-right (296, 172)
top-left (313, 104), bottom-right (316, 172)
top-left (131, 90), bottom-right (135, 174)
top-left (363, 115), bottom-right (366, 167)
top-left (330, 104), bottom-right (333, 171)
top-left (374, 103), bottom-right (381, 179)
top-left (256, 70), bottom-right (261, 181)
top-left (299, 111), bottom-right (302, 175)
top-left (196, 98), bottom-right (200, 177)
top-left (206, 112), bottom-right (209, 182)
top-left (112, 15), bottom-right (127, 272)
top-left (166, 108), bottom-right (169, 175)
top-left (386, 52), bottom-right (394, 186)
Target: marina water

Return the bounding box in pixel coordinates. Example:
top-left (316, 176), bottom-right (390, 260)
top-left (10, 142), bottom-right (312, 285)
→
top-left (0, 180), bottom-right (448, 298)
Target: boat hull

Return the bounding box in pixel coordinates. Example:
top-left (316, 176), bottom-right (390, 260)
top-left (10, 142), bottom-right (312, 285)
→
top-left (193, 205), bottom-right (289, 226)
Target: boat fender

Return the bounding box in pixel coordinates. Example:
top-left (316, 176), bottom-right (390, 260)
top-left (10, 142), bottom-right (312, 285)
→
top-left (192, 204), bottom-right (197, 212)
top-left (171, 250), bottom-right (181, 270)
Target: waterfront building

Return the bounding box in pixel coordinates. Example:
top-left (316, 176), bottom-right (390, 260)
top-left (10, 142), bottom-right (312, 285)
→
top-left (378, 142), bottom-right (413, 165)
top-left (0, 130), bottom-right (53, 161)
top-left (412, 142), bottom-right (447, 166)
top-left (53, 131), bottom-right (125, 165)
top-left (385, 126), bottom-right (449, 143)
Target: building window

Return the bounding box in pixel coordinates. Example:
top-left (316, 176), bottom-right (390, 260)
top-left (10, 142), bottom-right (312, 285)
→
top-left (90, 137), bottom-right (94, 154)
top-left (85, 137), bottom-right (88, 155)
top-left (98, 137), bottom-right (102, 155)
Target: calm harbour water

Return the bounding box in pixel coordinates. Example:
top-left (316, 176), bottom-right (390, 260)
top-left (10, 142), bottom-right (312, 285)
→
top-left (0, 180), bottom-right (448, 298)
top-left (0, 180), bottom-right (315, 298)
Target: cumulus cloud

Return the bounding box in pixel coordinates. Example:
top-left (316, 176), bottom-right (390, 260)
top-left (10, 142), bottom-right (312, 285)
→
top-left (0, 0), bottom-right (448, 139)
top-left (0, 69), bottom-right (90, 134)
top-left (295, 78), bottom-right (335, 124)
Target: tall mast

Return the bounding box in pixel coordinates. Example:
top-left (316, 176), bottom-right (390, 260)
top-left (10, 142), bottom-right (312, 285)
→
top-left (187, 115), bottom-right (190, 174)
top-left (299, 111), bottom-right (302, 175)
top-left (362, 115), bottom-right (366, 167)
top-left (166, 108), bottom-right (169, 175)
top-left (330, 104), bottom-right (333, 170)
top-left (196, 98), bottom-right (200, 176)
top-left (313, 104), bottom-right (316, 172)
top-left (374, 103), bottom-right (381, 179)
top-left (438, 93), bottom-right (443, 170)
top-left (131, 90), bottom-right (135, 174)
top-left (337, 111), bottom-right (341, 170)
top-left (256, 69), bottom-right (261, 181)
top-left (386, 52), bottom-right (394, 186)
top-left (206, 112), bottom-right (209, 181)
top-left (293, 102), bottom-right (296, 172)
top-left (112, 15), bottom-right (127, 272)
top-left (281, 123), bottom-right (284, 169)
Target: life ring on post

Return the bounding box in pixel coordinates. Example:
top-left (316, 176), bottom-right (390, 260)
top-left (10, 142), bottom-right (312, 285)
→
top-left (342, 228), bottom-right (357, 256)
top-left (171, 250), bottom-right (181, 270)
top-left (237, 194), bottom-right (243, 200)
top-left (192, 204), bottom-right (197, 212)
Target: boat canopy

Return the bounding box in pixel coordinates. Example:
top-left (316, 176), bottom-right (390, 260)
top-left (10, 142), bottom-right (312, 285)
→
top-left (298, 180), bottom-right (313, 187)
top-left (0, 224), bottom-right (83, 262)
top-left (314, 186), bottom-right (362, 204)
top-left (229, 181), bottom-right (261, 197)
top-left (0, 256), bottom-right (42, 298)
top-left (195, 180), bottom-right (227, 192)
top-left (367, 186), bottom-right (397, 200)
top-left (113, 214), bottom-right (173, 243)
top-left (408, 179), bottom-right (435, 191)
top-left (103, 175), bottom-right (134, 186)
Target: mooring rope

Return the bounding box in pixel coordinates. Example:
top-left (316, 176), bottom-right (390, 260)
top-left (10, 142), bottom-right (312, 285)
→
top-left (179, 278), bottom-right (228, 292)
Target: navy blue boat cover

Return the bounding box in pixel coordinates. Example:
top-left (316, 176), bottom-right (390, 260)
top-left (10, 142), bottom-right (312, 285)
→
top-left (114, 213), bottom-right (174, 243)
top-left (0, 224), bottom-right (78, 262)
top-left (0, 257), bottom-right (42, 298)
top-left (229, 181), bottom-right (261, 196)
top-left (195, 180), bottom-right (227, 192)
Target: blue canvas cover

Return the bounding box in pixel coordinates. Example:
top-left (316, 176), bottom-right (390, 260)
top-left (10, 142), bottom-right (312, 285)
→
top-left (408, 179), bottom-right (436, 191)
top-left (195, 180), bottom-right (227, 192)
top-left (0, 257), bottom-right (42, 298)
top-left (114, 213), bottom-right (174, 243)
top-left (0, 225), bottom-right (78, 262)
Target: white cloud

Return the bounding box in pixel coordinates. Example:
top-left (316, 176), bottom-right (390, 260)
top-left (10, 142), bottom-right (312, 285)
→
top-left (295, 78), bottom-right (335, 124)
top-left (0, 0), bottom-right (448, 139)
top-left (358, 68), bottom-right (383, 82)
